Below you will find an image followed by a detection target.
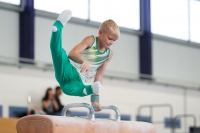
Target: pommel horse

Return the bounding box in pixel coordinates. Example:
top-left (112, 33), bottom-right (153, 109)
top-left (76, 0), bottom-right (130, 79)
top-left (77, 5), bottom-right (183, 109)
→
top-left (16, 103), bottom-right (156, 133)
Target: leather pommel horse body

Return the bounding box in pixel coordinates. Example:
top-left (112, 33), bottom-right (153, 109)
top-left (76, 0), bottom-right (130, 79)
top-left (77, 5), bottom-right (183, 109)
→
top-left (16, 103), bottom-right (156, 133)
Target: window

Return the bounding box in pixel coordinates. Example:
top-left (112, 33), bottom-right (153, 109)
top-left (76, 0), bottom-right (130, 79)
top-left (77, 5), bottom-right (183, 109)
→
top-left (190, 0), bottom-right (200, 43)
top-left (151, 0), bottom-right (189, 40)
top-left (90, 0), bottom-right (140, 30)
top-left (34, 0), bottom-right (140, 30)
top-left (34, 0), bottom-right (88, 20)
top-left (0, 0), bottom-right (20, 5)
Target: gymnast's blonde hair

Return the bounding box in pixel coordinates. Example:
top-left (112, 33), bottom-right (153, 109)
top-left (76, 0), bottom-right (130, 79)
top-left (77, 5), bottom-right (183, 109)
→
top-left (99, 19), bottom-right (120, 40)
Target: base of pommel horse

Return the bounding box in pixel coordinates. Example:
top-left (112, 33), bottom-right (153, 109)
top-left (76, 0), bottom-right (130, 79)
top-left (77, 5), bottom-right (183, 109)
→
top-left (16, 103), bottom-right (156, 133)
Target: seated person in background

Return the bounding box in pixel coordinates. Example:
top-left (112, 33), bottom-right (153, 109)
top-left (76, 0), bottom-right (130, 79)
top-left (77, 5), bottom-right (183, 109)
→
top-left (42, 88), bottom-right (59, 115)
top-left (55, 86), bottom-right (64, 112)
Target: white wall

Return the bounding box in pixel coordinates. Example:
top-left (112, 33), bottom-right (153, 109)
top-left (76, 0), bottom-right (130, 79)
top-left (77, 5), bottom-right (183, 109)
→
top-left (0, 65), bottom-right (200, 133)
top-left (0, 9), bottom-right (19, 60)
top-left (153, 39), bottom-right (200, 87)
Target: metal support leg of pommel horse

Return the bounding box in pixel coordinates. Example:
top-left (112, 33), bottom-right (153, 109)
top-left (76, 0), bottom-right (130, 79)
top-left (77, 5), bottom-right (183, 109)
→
top-left (61, 103), bottom-right (121, 122)
top-left (16, 103), bottom-right (156, 133)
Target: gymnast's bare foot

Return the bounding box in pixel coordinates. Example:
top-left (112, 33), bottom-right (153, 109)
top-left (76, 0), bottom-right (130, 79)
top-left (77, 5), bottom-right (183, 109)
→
top-left (92, 102), bottom-right (102, 112)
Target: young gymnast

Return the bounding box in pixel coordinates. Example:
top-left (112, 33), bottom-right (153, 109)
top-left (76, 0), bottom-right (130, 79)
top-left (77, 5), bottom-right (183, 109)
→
top-left (50, 10), bottom-right (120, 111)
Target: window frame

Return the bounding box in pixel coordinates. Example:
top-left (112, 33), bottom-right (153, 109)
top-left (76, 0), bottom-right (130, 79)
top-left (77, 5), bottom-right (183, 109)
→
top-left (189, 0), bottom-right (200, 43)
top-left (35, 9), bottom-right (142, 36)
top-left (0, 0), bottom-right (24, 11)
top-left (0, 0), bottom-right (199, 47)
top-left (34, 0), bottom-right (89, 20)
top-left (151, 0), bottom-right (189, 41)
top-left (89, 0), bottom-right (140, 30)
top-left (151, 0), bottom-right (200, 47)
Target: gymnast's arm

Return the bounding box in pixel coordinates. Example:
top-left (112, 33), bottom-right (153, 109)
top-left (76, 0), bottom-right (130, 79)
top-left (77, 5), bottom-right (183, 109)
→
top-left (91, 50), bottom-right (113, 111)
top-left (94, 50), bottom-right (113, 84)
top-left (68, 36), bottom-right (94, 73)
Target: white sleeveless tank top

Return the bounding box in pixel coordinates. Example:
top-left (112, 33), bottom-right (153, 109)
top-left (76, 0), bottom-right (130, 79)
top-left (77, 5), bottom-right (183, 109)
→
top-left (69, 35), bottom-right (110, 83)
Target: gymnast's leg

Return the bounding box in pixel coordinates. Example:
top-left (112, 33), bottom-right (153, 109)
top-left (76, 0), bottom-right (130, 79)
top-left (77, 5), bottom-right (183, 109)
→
top-left (50, 10), bottom-right (71, 82)
top-left (50, 10), bottom-right (93, 97)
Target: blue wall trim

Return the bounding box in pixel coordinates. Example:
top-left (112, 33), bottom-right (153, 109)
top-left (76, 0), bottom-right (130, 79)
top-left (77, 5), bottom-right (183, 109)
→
top-left (19, 0), bottom-right (34, 60)
top-left (69, 111), bottom-right (110, 119)
top-left (69, 111), bottom-right (88, 117)
top-left (9, 106), bottom-right (27, 118)
top-left (121, 114), bottom-right (131, 121)
top-left (95, 113), bottom-right (110, 118)
top-left (136, 115), bottom-right (151, 123)
top-left (139, 0), bottom-right (152, 78)
top-left (0, 106), bottom-right (2, 117)
top-left (165, 118), bottom-right (181, 128)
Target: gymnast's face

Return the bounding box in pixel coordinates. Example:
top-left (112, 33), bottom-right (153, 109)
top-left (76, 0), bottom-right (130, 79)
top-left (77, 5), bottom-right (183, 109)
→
top-left (98, 30), bottom-right (116, 49)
